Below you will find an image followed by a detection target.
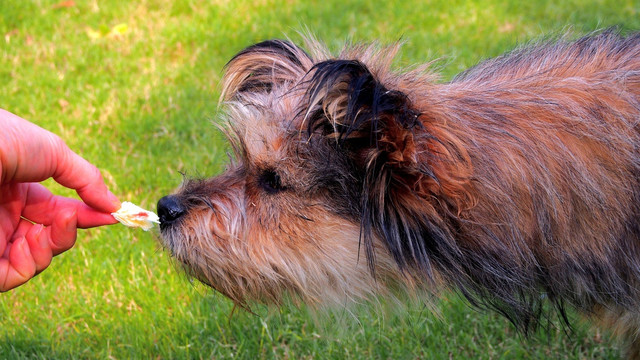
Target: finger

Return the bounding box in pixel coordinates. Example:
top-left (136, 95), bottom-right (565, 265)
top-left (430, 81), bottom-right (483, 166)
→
top-left (0, 237), bottom-right (36, 291)
top-left (8, 216), bottom-right (32, 241)
top-left (0, 182), bottom-right (28, 254)
top-left (22, 183), bottom-right (118, 228)
top-left (0, 110), bottom-right (68, 184)
top-left (76, 204), bottom-right (119, 228)
top-left (46, 208), bottom-right (78, 256)
top-left (24, 223), bottom-right (52, 273)
top-left (52, 143), bottom-right (121, 214)
top-left (0, 109), bottom-right (120, 213)
top-left (0, 228), bottom-right (7, 265)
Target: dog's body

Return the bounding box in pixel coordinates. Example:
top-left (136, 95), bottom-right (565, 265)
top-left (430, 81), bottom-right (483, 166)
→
top-left (158, 30), bottom-right (640, 356)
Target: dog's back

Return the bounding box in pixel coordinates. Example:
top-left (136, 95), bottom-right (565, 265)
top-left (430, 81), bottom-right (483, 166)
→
top-left (422, 29), bottom-right (640, 352)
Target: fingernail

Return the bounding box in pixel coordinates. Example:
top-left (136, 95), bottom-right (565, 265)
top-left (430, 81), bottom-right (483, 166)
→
top-left (17, 236), bottom-right (29, 255)
top-left (34, 224), bottom-right (44, 236)
top-left (106, 190), bottom-right (121, 210)
top-left (66, 210), bottom-right (78, 232)
top-left (34, 224), bottom-right (47, 249)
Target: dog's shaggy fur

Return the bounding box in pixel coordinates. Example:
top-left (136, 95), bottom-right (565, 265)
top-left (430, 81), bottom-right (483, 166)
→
top-left (158, 30), bottom-right (640, 356)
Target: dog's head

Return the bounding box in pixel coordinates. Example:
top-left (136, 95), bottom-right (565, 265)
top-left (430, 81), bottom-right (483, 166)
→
top-left (157, 39), bottom-right (471, 307)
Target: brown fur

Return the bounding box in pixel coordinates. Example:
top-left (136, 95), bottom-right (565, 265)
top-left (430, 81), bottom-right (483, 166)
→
top-left (158, 30), bottom-right (640, 356)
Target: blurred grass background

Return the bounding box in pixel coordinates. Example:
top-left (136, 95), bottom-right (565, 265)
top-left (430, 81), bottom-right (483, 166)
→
top-left (1, 0), bottom-right (639, 358)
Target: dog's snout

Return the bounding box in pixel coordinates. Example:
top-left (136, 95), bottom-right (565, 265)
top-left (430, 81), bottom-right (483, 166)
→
top-left (157, 195), bottom-right (186, 225)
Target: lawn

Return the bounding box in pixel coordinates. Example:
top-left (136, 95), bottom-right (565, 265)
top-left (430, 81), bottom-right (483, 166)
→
top-left (1, 0), bottom-right (639, 358)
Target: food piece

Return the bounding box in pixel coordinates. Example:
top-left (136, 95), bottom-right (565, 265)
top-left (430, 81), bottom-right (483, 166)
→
top-left (111, 201), bottom-right (160, 231)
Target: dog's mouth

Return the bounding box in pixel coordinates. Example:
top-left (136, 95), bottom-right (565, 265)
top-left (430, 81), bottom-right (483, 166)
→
top-left (158, 220), bottom-right (179, 232)
top-left (155, 224), bottom-right (180, 261)
top-left (154, 219), bottom-right (240, 304)
top-left (155, 195), bottom-right (188, 258)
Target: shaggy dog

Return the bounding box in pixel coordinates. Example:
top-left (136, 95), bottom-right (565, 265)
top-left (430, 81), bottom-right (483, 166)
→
top-left (158, 30), bottom-right (640, 356)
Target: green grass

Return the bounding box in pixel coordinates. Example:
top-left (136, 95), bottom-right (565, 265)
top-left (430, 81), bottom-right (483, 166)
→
top-left (1, 0), bottom-right (639, 358)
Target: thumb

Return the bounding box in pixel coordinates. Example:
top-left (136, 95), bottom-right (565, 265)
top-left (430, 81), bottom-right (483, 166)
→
top-left (0, 109), bottom-right (120, 213)
top-left (52, 146), bottom-right (121, 214)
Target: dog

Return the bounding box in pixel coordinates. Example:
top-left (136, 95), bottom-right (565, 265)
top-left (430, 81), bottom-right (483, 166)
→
top-left (157, 30), bottom-right (640, 356)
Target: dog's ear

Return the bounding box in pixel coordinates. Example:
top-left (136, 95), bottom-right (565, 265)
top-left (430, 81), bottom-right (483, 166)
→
top-left (222, 40), bottom-right (312, 101)
top-left (306, 59), bottom-right (423, 188)
top-left (306, 59), bottom-right (470, 274)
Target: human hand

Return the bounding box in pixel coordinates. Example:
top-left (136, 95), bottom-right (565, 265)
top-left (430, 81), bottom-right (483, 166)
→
top-left (0, 109), bottom-right (121, 291)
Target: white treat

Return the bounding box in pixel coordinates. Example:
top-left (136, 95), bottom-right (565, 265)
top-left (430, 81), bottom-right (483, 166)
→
top-left (112, 201), bottom-right (160, 231)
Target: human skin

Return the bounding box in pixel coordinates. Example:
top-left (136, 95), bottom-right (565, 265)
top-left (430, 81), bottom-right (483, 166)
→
top-left (0, 109), bottom-right (120, 291)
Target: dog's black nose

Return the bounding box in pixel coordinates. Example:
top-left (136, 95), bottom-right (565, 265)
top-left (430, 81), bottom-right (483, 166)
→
top-left (157, 195), bottom-right (186, 225)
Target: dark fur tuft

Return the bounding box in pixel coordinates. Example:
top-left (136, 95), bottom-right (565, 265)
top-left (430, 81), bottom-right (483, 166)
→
top-left (222, 39), bottom-right (312, 100)
top-left (302, 59), bottom-right (435, 275)
top-left (305, 59), bottom-right (421, 142)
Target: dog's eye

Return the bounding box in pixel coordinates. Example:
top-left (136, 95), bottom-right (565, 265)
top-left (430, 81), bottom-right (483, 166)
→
top-left (259, 169), bottom-right (286, 194)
